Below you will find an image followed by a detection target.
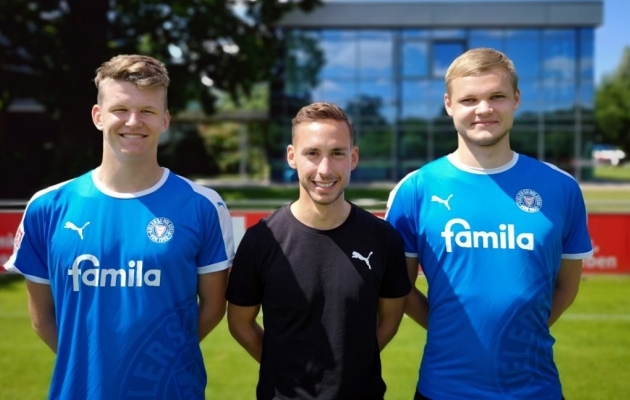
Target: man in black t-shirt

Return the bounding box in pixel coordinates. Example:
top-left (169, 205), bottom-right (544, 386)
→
top-left (226, 102), bottom-right (411, 400)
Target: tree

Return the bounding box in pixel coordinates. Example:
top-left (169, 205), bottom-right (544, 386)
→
top-left (594, 46), bottom-right (630, 156)
top-left (0, 0), bottom-right (321, 195)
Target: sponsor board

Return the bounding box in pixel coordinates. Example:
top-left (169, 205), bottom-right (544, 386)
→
top-left (2, 210), bottom-right (629, 274)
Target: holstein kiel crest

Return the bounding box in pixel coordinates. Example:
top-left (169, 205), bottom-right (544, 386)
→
top-left (147, 217), bottom-right (175, 243)
top-left (515, 189), bottom-right (543, 213)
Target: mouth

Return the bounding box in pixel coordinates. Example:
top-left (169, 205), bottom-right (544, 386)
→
top-left (120, 134), bottom-right (147, 139)
top-left (313, 181), bottom-right (336, 189)
top-left (471, 120), bottom-right (498, 127)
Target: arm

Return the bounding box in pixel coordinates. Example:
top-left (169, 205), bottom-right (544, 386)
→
top-left (548, 258), bottom-right (583, 327)
top-left (198, 269), bottom-right (228, 341)
top-left (404, 257), bottom-right (429, 329)
top-left (25, 280), bottom-right (58, 353)
top-left (376, 296), bottom-right (406, 351)
top-left (227, 303), bottom-right (263, 363)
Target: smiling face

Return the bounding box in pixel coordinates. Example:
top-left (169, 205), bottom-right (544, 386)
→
top-left (92, 79), bottom-right (170, 165)
top-left (444, 67), bottom-right (520, 150)
top-left (287, 119), bottom-right (358, 208)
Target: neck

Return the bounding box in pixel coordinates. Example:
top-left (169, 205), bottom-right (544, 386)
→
top-left (96, 162), bottom-right (164, 193)
top-left (455, 138), bottom-right (513, 169)
top-left (290, 197), bottom-right (351, 230)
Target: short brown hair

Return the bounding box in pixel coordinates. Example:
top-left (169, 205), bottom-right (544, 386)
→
top-left (291, 102), bottom-right (354, 144)
top-left (94, 54), bottom-right (170, 107)
top-left (445, 48), bottom-right (518, 95)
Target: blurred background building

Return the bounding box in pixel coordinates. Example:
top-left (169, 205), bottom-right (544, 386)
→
top-left (268, 0), bottom-right (603, 182)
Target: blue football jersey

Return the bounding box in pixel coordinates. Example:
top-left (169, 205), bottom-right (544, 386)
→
top-left (385, 153), bottom-right (592, 399)
top-left (5, 169), bottom-right (234, 400)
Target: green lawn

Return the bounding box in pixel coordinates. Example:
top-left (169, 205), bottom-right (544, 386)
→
top-left (1, 274), bottom-right (629, 399)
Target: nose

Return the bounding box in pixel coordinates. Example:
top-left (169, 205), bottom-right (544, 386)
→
top-left (126, 111), bottom-right (142, 127)
top-left (317, 156), bottom-right (332, 176)
top-left (476, 100), bottom-right (492, 114)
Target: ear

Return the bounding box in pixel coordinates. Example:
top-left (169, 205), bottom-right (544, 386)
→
top-left (444, 93), bottom-right (454, 116)
top-left (350, 146), bottom-right (359, 171)
top-left (92, 104), bottom-right (103, 131)
top-left (162, 109), bottom-right (171, 132)
top-left (513, 88), bottom-right (521, 111)
top-left (286, 144), bottom-right (297, 169)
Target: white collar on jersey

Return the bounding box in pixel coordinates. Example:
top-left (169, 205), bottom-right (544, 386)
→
top-left (446, 152), bottom-right (519, 175)
top-left (91, 168), bottom-right (170, 199)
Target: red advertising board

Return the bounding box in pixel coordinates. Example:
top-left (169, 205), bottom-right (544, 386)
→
top-left (2, 210), bottom-right (629, 274)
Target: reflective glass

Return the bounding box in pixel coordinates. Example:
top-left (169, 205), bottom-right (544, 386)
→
top-left (542, 29), bottom-right (576, 81)
top-left (320, 31), bottom-right (357, 78)
top-left (310, 79), bottom-right (357, 105)
top-left (358, 31), bottom-right (393, 78)
top-left (358, 80), bottom-right (395, 104)
top-left (430, 79), bottom-right (448, 117)
top-left (580, 28), bottom-right (594, 80)
top-left (402, 41), bottom-right (429, 77)
top-left (517, 80), bottom-right (541, 115)
top-left (402, 80), bottom-right (431, 103)
top-left (506, 38), bottom-right (540, 79)
top-left (543, 81), bottom-right (576, 113)
top-left (433, 42), bottom-right (466, 78)
top-left (401, 103), bottom-right (434, 120)
top-left (579, 82), bottom-right (594, 109)
top-left (469, 30), bottom-right (504, 52)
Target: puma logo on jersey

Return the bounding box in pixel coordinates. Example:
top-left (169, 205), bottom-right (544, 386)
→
top-left (431, 194), bottom-right (453, 210)
top-left (64, 221), bottom-right (91, 240)
top-left (352, 251), bottom-right (373, 270)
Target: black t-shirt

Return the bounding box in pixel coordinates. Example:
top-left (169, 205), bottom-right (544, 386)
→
top-left (226, 203), bottom-right (411, 400)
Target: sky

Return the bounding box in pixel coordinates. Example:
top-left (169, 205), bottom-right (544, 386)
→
top-left (594, 0), bottom-right (630, 83)
top-left (324, 0), bottom-right (630, 84)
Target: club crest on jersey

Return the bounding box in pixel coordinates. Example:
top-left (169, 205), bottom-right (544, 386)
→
top-left (146, 217), bottom-right (174, 243)
top-left (515, 189), bottom-right (542, 213)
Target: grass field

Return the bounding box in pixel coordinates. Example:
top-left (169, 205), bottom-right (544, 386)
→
top-left (1, 274), bottom-right (628, 399)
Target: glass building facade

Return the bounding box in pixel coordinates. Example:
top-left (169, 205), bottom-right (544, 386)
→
top-left (270, 1), bottom-right (602, 182)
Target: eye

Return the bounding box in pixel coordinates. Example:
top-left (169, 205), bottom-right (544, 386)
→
top-left (142, 110), bottom-right (155, 114)
top-left (333, 151), bottom-right (346, 157)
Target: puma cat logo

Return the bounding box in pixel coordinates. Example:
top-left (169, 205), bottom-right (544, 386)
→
top-left (352, 251), bottom-right (373, 270)
top-left (64, 221), bottom-right (91, 240)
top-left (431, 194), bottom-right (453, 211)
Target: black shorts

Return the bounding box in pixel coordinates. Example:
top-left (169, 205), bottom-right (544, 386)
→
top-left (414, 390), bottom-right (565, 400)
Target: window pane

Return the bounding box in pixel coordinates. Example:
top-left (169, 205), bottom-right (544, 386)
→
top-left (402, 41), bottom-right (429, 77)
top-left (433, 42), bottom-right (466, 78)
top-left (517, 80), bottom-right (540, 115)
top-left (469, 30), bottom-right (504, 52)
top-left (542, 29), bottom-right (576, 82)
top-left (358, 31), bottom-right (393, 78)
top-left (506, 38), bottom-right (540, 79)
top-left (358, 80), bottom-right (395, 104)
top-left (402, 80), bottom-right (431, 103)
top-left (320, 31), bottom-right (357, 79)
top-left (310, 79), bottom-right (357, 105)
top-left (580, 28), bottom-right (594, 81)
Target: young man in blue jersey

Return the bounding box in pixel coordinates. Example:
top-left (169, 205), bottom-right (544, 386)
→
top-left (226, 102), bottom-right (411, 399)
top-left (385, 48), bottom-right (593, 399)
top-left (5, 54), bottom-right (234, 399)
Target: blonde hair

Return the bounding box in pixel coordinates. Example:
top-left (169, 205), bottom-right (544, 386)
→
top-left (94, 54), bottom-right (170, 107)
top-left (291, 102), bottom-right (354, 144)
top-left (445, 48), bottom-right (518, 95)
